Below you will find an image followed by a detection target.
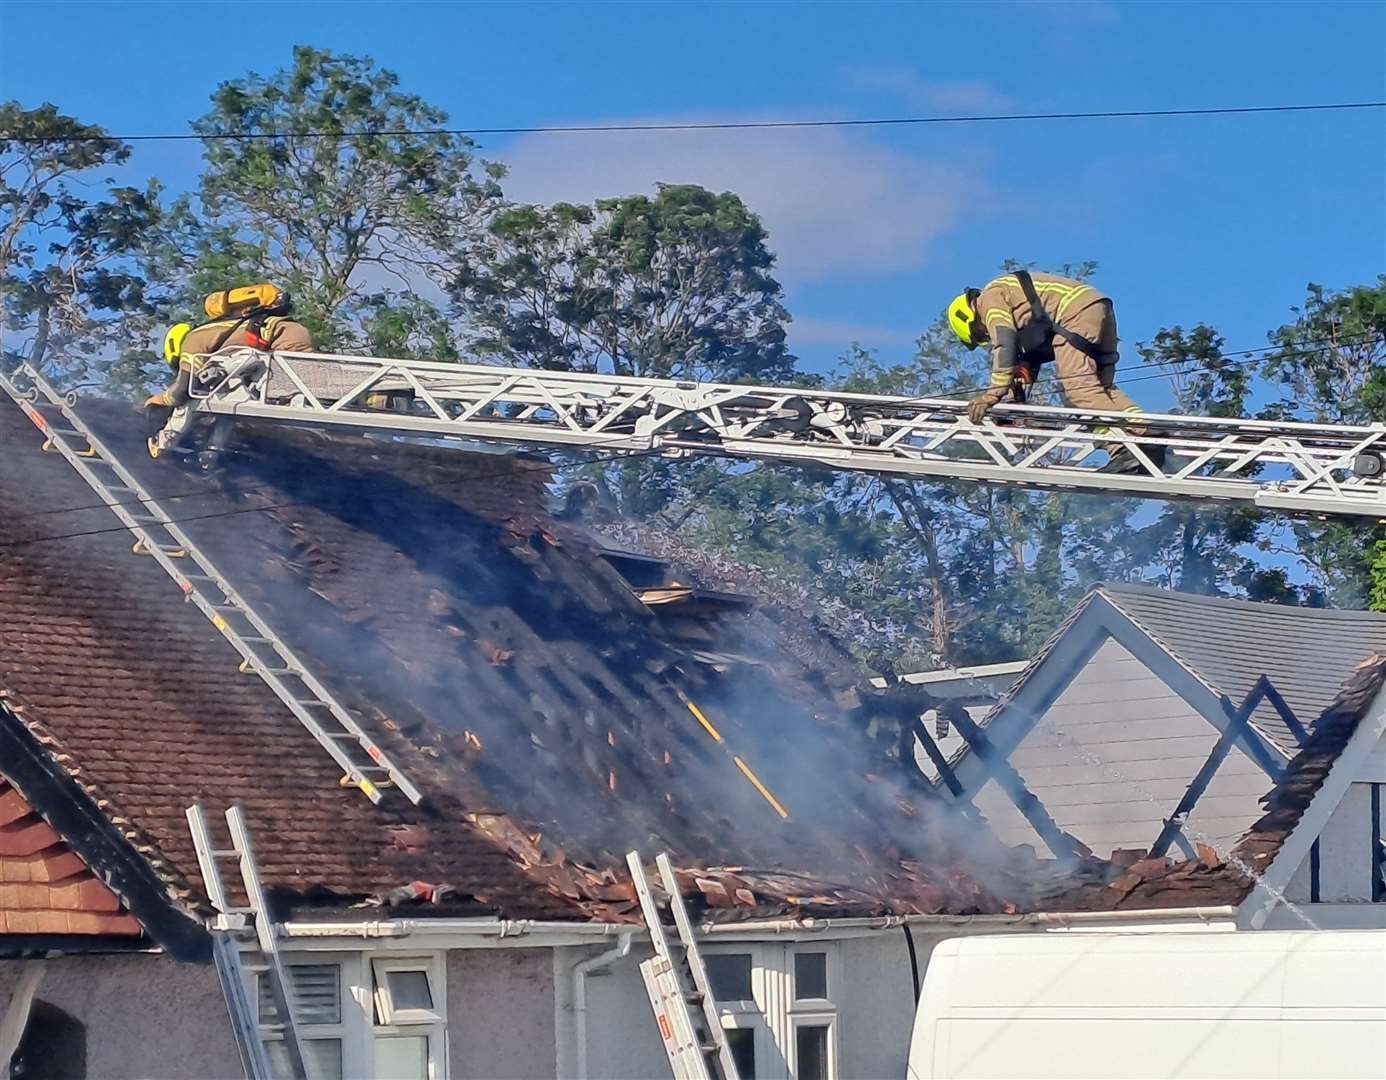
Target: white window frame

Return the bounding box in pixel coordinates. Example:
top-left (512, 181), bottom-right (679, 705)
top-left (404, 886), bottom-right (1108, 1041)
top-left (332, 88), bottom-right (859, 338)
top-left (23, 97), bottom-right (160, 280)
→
top-left (253, 949), bottom-right (448, 1080)
top-left (700, 941), bottom-right (841, 1080)
top-left (255, 951), bottom-right (368, 1080)
top-left (369, 954), bottom-right (447, 1080)
top-left (371, 956), bottom-right (445, 1026)
top-left (787, 1013), bottom-right (838, 1080)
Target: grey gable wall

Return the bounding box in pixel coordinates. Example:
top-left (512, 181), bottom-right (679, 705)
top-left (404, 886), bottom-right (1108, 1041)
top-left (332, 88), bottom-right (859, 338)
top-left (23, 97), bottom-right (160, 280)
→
top-left (973, 638), bottom-right (1271, 857)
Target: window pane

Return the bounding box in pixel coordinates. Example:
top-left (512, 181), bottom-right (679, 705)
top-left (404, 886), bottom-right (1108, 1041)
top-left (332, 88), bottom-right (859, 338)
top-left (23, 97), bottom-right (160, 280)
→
top-left (258, 964), bottom-right (341, 1025)
top-left (267, 1038), bottom-right (343, 1080)
top-left (795, 952), bottom-right (828, 999)
top-left (705, 953), bottom-right (752, 1002)
top-left (386, 969), bottom-right (434, 1012)
top-left (796, 1024), bottom-right (830, 1080)
top-left (726, 1028), bottom-right (756, 1080)
top-left (374, 1034), bottom-right (429, 1080)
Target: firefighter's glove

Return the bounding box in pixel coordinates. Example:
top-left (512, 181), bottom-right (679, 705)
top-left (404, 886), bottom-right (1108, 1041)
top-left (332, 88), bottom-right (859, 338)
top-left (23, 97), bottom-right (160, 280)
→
top-left (967, 386), bottom-right (1009, 424)
top-left (144, 393), bottom-right (168, 408)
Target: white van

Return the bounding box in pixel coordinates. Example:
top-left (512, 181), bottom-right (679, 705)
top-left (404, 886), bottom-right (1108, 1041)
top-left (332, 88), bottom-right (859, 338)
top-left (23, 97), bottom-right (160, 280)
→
top-left (907, 930), bottom-right (1386, 1079)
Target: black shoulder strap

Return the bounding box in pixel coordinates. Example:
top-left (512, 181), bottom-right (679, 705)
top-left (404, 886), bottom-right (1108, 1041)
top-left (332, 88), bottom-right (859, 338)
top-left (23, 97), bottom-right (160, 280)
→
top-left (1014, 270), bottom-right (1052, 330)
top-left (1016, 270), bottom-right (1104, 361)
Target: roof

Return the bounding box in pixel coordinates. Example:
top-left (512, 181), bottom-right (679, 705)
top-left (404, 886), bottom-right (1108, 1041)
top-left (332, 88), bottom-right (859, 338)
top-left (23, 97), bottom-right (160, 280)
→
top-left (1042, 654), bottom-right (1386, 912)
top-left (0, 396), bottom-right (1059, 933)
top-left (1095, 583), bottom-right (1386, 754)
top-left (0, 777), bottom-right (142, 942)
top-left (961, 583), bottom-right (1386, 767)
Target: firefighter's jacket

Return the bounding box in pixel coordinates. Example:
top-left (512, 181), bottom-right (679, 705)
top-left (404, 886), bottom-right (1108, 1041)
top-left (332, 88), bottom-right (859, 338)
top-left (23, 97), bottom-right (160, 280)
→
top-left (976, 272), bottom-right (1109, 388)
top-left (155, 317), bottom-right (313, 407)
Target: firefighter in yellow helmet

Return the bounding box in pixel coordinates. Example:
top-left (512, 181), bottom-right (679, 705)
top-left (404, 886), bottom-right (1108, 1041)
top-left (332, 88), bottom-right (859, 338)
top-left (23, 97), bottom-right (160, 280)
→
top-left (947, 270), bottom-right (1163, 474)
top-left (145, 288), bottom-right (313, 458)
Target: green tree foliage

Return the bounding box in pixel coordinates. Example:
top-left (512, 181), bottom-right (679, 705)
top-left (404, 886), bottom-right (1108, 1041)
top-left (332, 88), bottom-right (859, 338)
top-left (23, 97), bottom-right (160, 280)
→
top-left (1115, 325), bottom-right (1286, 598)
top-left (668, 318), bottom-right (1138, 670)
top-left (155, 46), bottom-right (501, 351)
top-left (1258, 279), bottom-right (1386, 606)
top-left (0, 102), bottom-right (160, 382)
top-left (454, 184), bottom-right (795, 383)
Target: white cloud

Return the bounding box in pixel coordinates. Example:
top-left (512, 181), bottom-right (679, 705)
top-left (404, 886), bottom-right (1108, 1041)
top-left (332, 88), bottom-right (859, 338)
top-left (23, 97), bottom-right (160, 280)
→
top-left (497, 116), bottom-right (980, 284)
top-left (841, 68), bottom-right (1015, 114)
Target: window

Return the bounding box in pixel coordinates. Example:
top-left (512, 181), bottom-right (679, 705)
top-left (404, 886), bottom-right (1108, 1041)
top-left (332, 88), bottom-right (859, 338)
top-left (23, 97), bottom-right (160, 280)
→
top-left (725, 1027), bottom-right (757, 1080)
top-left (705, 952), bottom-right (754, 1003)
top-left (793, 1020), bottom-right (834, 1080)
top-left (793, 952), bottom-right (828, 1001)
top-left (703, 943), bottom-right (839, 1080)
top-left (251, 951), bottom-right (443, 1080)
top-left (370, 957), bottom-right (445, 1080)
top-left (372, 959), bottom-right (442, 1025)
top-left (260, 962), bottom-right (348, 1080)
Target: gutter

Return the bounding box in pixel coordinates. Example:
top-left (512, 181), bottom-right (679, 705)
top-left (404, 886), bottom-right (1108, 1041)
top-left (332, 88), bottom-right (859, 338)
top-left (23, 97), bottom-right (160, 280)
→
top-left (281, 905), bottom-right (1239, 945)
top-left (573, 932), bottom-right (633, 1080)
top-left (281, 918), bottom-right (634, 942)
top-left (696, 905), bottom-right (1240, 938)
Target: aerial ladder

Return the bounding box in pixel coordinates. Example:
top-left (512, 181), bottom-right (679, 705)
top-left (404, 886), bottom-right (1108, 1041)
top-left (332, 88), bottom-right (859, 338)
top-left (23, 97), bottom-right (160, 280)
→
top-left (166, 346), bottom-right (1386, 520)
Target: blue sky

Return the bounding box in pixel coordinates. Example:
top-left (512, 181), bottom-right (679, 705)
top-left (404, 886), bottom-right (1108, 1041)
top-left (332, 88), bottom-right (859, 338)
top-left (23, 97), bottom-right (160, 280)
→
top-left (2, 0), bottom-right (1383, 402)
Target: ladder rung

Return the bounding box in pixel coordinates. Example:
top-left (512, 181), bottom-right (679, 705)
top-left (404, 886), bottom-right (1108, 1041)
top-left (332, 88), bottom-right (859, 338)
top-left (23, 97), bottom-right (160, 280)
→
top-left (292, 699), bottom-right (333, 708)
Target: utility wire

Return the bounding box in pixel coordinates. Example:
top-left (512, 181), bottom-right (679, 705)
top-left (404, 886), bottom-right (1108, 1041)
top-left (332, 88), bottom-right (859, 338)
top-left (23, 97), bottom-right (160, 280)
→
top-left (9, 101), bottom-right (1384, 144)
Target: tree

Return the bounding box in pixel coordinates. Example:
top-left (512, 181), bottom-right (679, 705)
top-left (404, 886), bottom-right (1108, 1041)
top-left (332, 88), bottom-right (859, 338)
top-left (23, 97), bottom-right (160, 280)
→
top-left (1259, 279), bottom-right (1386, 606)
top-left (154, 46), bottom-right (501, 351)
top-left (1116, 325), bottom-right (1279, 596)
top-left (1, 102), bottom-right (160, 381)
top-left (454, 184), bottom-right (795, 383)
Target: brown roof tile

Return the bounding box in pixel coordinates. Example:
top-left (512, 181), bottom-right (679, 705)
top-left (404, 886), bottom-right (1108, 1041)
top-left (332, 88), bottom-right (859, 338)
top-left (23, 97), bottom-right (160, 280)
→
top-left (0, 395), bottom-right (1096, 922)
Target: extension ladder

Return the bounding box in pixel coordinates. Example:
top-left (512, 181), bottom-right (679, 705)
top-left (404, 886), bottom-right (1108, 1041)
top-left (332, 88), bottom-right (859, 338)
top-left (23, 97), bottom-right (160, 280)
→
top-left (183, 348), bottom-right (1386, 520)
top-left (627, 851), bottom-right (741, 1080)
top-left (186, 803), bottom-right (307, 1080)
top-left (0, 363), bottom-right (422, 805)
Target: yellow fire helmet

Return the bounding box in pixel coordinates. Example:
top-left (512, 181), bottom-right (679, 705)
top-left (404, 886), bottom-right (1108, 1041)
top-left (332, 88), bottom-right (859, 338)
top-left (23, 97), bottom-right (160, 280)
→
top-left (163, 322), bottom-right (193, 369)
top-left (947, 289), bottom-right (982, 350)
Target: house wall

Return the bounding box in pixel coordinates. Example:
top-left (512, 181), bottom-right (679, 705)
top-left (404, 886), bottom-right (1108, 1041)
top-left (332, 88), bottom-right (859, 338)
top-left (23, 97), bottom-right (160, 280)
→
top-left (0, 952), bottom-right (237, 1080)
top-left (447, 947), bottom-right (556, 1079)
top-left (972, 638), bottom-right (1273, 858)
top-left (578, 931), bottom-right (923, 1080)
top-left (1284, 781), bottom-right (1382, 905)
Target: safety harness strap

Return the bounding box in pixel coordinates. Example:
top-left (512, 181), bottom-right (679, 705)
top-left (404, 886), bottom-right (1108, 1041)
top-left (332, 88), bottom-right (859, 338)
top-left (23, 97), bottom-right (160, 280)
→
top-left (1014, 269), bottom-right (1105, 363)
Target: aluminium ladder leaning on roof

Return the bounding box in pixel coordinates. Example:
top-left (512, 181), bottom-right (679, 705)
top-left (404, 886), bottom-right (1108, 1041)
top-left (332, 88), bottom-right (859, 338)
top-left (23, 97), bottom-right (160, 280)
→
top-left (0, 361), bottom-right (424, 807)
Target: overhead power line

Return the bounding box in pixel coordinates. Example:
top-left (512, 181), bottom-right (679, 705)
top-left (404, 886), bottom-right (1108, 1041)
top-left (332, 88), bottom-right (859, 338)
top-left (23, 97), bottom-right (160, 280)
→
top-left (8, 101), bottom-right (1384, 144)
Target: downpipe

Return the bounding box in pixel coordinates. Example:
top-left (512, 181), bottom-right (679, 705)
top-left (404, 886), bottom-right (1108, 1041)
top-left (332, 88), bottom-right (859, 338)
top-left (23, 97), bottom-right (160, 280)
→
top-left (573, 930), bottom-right (633, 1080)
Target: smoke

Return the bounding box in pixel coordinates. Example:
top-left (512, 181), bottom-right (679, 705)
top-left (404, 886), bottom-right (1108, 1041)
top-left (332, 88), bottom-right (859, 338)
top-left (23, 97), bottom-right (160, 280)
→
top-left (80, 401), bottom-right (1064, 911)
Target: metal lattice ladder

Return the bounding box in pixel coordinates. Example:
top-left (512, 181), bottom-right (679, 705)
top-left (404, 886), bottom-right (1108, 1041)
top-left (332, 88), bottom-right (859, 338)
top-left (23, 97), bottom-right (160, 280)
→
top-left (0, 363), bottom-right (422, 805)
top-left (185, 347), bottom-right (1386, 519)
top-left (186, 803), bottom-right (307, 1080)
top-left (627, 851), bottom-right (741, 1080)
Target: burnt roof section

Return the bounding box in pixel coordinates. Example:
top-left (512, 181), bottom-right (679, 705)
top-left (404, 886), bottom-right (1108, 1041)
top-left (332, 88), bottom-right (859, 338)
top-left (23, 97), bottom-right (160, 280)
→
top-left (1041, 654), bottom-right (1386, 912)
top-left (0, 400), bottom-right (584, 926)
top-left (0, 396), bottom-right (1056, 920)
